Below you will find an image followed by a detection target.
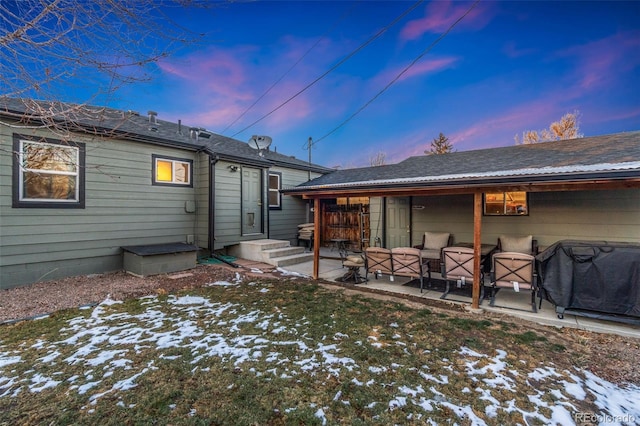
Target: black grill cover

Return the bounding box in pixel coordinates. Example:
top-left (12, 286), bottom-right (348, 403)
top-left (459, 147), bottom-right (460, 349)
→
top-left (536, 240), bottom-right (640, 318)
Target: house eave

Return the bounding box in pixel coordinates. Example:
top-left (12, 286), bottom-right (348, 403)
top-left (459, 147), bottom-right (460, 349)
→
top-left (283, 170), bottom-right (640, 198)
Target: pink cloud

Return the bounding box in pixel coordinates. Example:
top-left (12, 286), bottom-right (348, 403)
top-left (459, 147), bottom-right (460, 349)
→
top-left (373, 57), bottom-right (459, 86)
top-left (587, 108), bottom-right (640, 125)
top-left (557, 30), bottom-right (640, 91)
top-left (449, 101), bottom-right (566, 149)
top-left (156, 40), bottom-right (329, 132)
top-left (159, 48), bottom-right (254, 101)
top-left (400, 0), bottom-right (493, 41)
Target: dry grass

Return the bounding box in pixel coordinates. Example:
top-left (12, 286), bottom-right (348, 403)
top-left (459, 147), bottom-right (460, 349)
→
top-left (1, 265), bottom-right (639, 425)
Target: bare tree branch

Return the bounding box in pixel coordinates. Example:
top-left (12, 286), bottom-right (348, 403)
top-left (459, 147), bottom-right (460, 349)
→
top-left (369, 151), bottom-right (386, 166)
top-left (0, 0), bottom-right (213, 104)
top-left (515, 111), bottom-right (583, 144)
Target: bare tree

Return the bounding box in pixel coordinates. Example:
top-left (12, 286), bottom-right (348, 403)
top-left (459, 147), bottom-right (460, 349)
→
top-left (515, 111), bottom-right (583, 144)
top-left (1, 0), bottom-right (211, 108)
top-left (369, 151), bottom-right (387, 166)
top-left (425, 132), bottom-right (454, 155)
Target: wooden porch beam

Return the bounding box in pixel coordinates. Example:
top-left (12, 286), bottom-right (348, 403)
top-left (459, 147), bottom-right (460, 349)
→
top-left (313, 198), bottom-right (320, 279)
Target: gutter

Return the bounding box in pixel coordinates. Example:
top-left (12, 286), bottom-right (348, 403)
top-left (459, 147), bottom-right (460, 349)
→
top-left (282, 169), bottom-right (640, 195)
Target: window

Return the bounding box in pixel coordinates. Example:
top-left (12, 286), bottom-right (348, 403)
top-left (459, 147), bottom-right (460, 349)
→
top-left (484, 191), bottom-right (528, 215)
top-left (12, 134), bottom-right (85, 208)
top-left (152, 155), bottom-right (192, 187)
top-left (268, 172), bottom-right (282, 209)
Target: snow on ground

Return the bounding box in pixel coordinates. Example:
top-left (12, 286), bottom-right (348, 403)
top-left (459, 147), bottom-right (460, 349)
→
top-left (275, 267), bottom-right (309, 278)
top-left (1, 283), bottom-right (639, 425)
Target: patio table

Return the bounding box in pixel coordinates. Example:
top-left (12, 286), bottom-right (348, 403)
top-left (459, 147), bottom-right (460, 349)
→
top-left (456, 243), bottom-right (497, 273)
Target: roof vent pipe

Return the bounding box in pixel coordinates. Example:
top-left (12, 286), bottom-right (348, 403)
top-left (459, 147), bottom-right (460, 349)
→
top-left (177, 119), bottom-right (182, 135)
top-left (148, 110), bottom-right (157, 124)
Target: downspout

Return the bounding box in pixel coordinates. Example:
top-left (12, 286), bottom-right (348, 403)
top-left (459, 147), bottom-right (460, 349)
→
top-left (209, 154), bottom-right (219, 254)
top-left (265, 167), bottom-right (270, 239)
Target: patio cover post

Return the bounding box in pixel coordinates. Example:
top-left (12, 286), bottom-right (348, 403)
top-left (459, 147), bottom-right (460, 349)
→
top-left (472, 192), bottom-right (482, 309)
top-left (313, 197), bottom-right (320, 279)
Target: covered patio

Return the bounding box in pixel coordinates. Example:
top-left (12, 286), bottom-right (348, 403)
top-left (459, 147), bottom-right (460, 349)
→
top-left (280, 247), bottom-right (640, 339)
top-left (283, 132), bottom-right (640, 319)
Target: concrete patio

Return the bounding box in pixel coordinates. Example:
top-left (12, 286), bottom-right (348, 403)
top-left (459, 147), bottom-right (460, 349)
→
top-left (275, 248), bottom-right (640, 340)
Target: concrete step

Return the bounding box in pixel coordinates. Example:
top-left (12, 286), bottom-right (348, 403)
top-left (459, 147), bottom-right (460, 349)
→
top-left (228, 239), bottom-right (291, 261)
top-left (263, 246), bottom-right (306, 259)
top-left (270, 252), bottom-right (314, 267)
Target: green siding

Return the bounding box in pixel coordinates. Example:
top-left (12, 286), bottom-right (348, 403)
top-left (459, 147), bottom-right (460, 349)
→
top-left (195, 152), bottom-right (210, 250)
top-left (268, 167), bottom-right (322, 244)
top-left (212, 160), bottom-right (246, 250)
top-left (1, 123), bottom-right (330, 287)
top-left (408, 190), bottom-right (640, 249)
top-left (1, 125), bottom-right (199, 288)
top-left (368, 197), bottom-right (384, 246)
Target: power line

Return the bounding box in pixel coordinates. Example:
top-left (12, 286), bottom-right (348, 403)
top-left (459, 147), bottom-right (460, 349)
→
top-left (221, 2), bottom-right (358, 135)
top-left (313, 0), bottom-right (481, 146)
top-left (230, 0), bottom-right (424, 138)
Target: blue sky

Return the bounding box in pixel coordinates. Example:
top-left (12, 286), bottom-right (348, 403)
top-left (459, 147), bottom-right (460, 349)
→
top-left (109, 1), bottom-right (640, 168)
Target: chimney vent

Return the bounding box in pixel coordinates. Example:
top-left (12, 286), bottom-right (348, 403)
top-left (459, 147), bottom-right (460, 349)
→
top-left (148, 110), bottom-right (158, 124)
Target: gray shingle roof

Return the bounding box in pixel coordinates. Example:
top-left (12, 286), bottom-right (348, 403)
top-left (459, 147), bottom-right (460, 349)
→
top-left (290, 131), bottom-right (640, 191)
top-left (0, 97), bottom-right (333, 174)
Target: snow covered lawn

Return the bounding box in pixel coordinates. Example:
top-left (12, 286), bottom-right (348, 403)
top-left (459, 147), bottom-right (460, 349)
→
top-left (1, 274), bottom-right (638, 425)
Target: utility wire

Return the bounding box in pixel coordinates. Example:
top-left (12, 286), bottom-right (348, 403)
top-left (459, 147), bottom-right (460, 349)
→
top-left (230, 0), bottom-right (424, 138)
top-left (313, 0), bottom-right (481, 146)
top-left (221, 2), bottom-right (358, 135)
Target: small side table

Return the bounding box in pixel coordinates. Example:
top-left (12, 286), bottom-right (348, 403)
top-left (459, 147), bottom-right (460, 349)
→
top-left (330, 238), bottom-right (349, 252)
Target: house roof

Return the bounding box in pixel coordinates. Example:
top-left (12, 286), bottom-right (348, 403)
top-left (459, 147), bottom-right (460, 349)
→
top-left (0, 97), bottom-right (333, 174)
top-left (285, 131), bottom-right (640, 195)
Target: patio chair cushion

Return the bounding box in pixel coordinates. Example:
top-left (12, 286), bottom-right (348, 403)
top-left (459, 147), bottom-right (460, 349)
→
top-left (365, 247), bottom-right (393, 275)
top-left (499, 235), bottom-right (533, 254)
top-left (346, 255), bottom-right (364, 264)
top-left (423, 232), bottom-right (450, 250)
top-left (420, 248), bottom-right (441, 261)
top-left (441, 247), bottom-right (475, 280)
top-left (391, 247), bottom-right (424, 278)
top-left (492, 252), bottom-right (535, 289)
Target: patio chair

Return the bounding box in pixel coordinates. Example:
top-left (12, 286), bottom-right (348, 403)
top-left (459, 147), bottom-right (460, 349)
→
top-left (413, 231), bottom-right (453, 286)
top-left (440, 246), bottom-right (484, 303)
top-left (390, 247), bottom-right (429, 292)
top-left (497, 234), bottom-right (538, 256)
top-left (490, 251), bottom-right (538, 312)
top-left (338, 250), bottom-right (366, 284)
top-left (364, 247), bottom-right (393, 281)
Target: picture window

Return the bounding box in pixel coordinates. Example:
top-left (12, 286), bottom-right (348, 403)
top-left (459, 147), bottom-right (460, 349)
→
top-left (484, 191), bottom-right (528, 215)
top-left (12, 135), bottom-right (85, 208)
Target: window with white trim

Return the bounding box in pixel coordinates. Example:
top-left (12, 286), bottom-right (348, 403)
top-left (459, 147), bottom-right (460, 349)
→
top-left (268, 172), bottom-right (282, 209)
top-left (152, 154), bottom-right (192, 186)
top-left (12, 135), bottom-right (85, 208)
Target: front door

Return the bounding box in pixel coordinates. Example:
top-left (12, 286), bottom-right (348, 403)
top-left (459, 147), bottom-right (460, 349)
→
top-left (242, 167), bottom-right (263, 235)
top-left (386, 197), bottom-right (410, 248)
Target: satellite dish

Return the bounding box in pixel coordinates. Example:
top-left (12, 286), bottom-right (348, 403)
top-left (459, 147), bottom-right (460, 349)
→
top-left (248, 135), bottom-right (272, 151)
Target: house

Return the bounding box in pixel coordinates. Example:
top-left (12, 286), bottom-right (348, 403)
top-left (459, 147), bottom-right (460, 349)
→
top-left (283, 131), bottom-right (640, 308)
top-left (0, 98), bottom-right (332, 289)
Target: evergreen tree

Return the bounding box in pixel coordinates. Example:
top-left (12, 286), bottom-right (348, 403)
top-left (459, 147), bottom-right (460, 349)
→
top-left (425, 132), bottom-right (454, 155)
